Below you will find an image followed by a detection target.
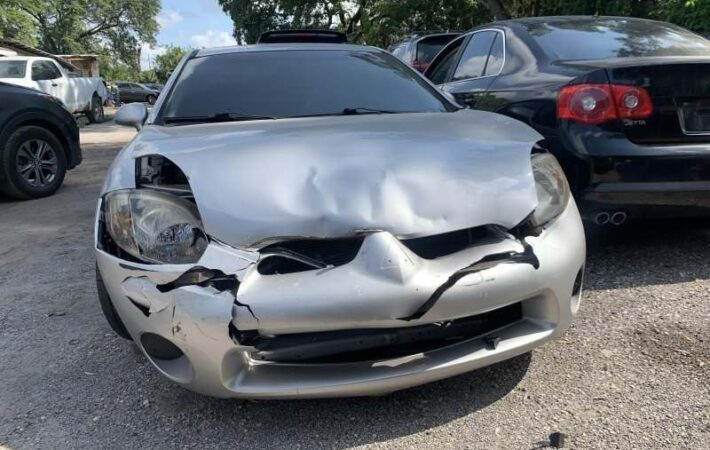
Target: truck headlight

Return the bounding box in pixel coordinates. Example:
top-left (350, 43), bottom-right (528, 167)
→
top-left (103, 189), bottom-right (208, 264)
top-left (530, 153), bottom-right (570, 226)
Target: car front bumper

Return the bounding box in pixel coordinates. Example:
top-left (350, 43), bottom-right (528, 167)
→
top-left (95, 199), bottom-right (586, 399)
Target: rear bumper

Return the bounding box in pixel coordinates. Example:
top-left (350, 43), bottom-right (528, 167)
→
top-left (552, 130), bottom-right (710, 217)
top-left (96, 200), bottom-right (586, 399)
top-left (580, 180), bottom-right (710, 218)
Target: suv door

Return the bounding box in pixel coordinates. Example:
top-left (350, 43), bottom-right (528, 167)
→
top-left (432, 30), bottom-right (505, 109)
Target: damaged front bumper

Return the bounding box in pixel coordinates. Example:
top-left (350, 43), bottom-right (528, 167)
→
top-left (95, 200), bottom-right (585, 399)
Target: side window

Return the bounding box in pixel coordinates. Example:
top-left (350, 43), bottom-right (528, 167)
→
top-left (452, 31), bottom-right (497, 81)
top-left (426, 37), bottom-right (465, 85)
top-left (32, 61), bottom-right (61, 81)
top-left (484, 33), bottom-right (504, 76)
top-left (117, 83), bottom-right (128, 88)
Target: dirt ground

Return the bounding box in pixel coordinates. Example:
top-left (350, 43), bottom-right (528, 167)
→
top-left (0, 121), bottom-right (708, 449)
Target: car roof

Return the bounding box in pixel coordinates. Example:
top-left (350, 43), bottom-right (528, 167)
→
top-left (492, 14), bottom-right (667, 27)
top-left (195, 43), bottom-right (379, 57)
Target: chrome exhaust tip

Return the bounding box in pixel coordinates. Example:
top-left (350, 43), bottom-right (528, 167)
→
top-left (610, 211), bottom-right (627, 226)
top-left (594, 211), bottom-right (610, 225)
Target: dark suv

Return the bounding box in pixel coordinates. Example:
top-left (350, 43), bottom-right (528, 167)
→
top-left (388, 32), bottom-right (460, 72)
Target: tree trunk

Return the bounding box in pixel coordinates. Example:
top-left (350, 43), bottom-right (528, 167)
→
top-left (481, 0), bottom-right (511, 20)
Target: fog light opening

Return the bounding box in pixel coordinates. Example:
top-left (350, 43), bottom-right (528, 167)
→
top-left (140, 333), bottom-right (194, 383)
top-left (571, 267), bottom-right (584, 315)
top-left (141, 333), bottom-right (184, 360)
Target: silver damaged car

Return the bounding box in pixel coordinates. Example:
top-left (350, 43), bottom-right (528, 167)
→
top-left (95, 42), bottom-right (586, 398)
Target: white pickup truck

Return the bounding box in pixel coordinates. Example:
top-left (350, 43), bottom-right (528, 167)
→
top-left (0, 56), bottom-right (108, 123)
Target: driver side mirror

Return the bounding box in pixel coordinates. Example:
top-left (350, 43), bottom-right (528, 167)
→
top-left (438, 87), bottom-right (460, 107)
top-left (115, 103), bottom-right (148, 131)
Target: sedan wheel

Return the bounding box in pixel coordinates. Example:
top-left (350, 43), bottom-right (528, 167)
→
top-left (0, 125), bottom-right (67, 199)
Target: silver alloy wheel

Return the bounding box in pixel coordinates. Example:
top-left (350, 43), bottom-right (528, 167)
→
top-left (15, 139), bottom-right (58, 187)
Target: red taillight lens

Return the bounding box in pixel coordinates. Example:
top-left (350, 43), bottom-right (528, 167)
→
top-left (412, 60), bottom-right (430, 72)
top-left (558, 83), bottom-right (653, 125)
top-left (611, 85), bottom-right (653, 119)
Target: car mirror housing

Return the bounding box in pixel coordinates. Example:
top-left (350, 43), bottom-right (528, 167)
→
top-left (115, 103), bottom-right (148, 131)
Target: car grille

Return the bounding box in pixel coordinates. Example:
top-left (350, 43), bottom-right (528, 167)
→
top-left (257, 226), bottom-right (499, 275)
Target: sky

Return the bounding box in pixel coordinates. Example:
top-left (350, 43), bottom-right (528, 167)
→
top-left (141, 0), bottom-right (238, 70)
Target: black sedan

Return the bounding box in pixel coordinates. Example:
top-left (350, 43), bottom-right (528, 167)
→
top-left (0, 82), bottom-right (81, 199)
top-left (425, 16), bottom-right (710, 224)
top-left (116, 82), bottom-right (160, 105)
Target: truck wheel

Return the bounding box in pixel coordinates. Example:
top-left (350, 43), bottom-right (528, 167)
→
top-left (87, 95), bottom-right (104, 123)
top-left (146, 94), bottom-right (156, 105)
top-left (0, 125), bottom-right (67, 199)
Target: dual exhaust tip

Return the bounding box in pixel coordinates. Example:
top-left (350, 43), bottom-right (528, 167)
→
top-left (593, 211), bottom-right (627, 226)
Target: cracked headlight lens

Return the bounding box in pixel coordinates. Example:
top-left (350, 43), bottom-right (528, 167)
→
top-left (104, 189), bottom-right (208, 264)
top-left (530, 153), bottom-right (570, 226)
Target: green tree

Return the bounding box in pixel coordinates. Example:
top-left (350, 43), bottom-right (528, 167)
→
top-left (218, 0), bottom-right (710, 46)
top-left (218, 0), bottom-right (369, 44)
top-left (153, 45), bottom-right (188, 83)
top-left (0, 0), bottom-right (160, 73)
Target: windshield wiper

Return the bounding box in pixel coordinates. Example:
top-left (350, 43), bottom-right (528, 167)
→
top-left (342, 107), bottom-right (399, 115)
top-left (162, 112), bottom-right (277, 125)
top-left (290, 107), bottom-right (403, 119)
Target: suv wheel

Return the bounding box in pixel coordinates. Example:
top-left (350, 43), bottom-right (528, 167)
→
top-left (0, 126), bottom-right (67, 199)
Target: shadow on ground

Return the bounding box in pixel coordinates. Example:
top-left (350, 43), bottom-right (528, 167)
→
top-left (128, 351), bottom-right (531, 448)
top-left (583, 217), bottom-right (709, 291)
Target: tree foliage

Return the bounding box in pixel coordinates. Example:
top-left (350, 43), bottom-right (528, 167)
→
top-left (218, 0), bottom-right (710, 47)
top-left (153, 45), bottom-right (188, 83)
top-left (0, 0), bottom-right (160, 73)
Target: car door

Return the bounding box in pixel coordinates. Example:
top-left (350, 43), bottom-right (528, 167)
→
top-left (32, 60), bottom-right (68, 107)
top-left (436, 30), bottom-right (505, 110)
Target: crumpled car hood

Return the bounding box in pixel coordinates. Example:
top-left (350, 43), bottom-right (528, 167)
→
top-left (105, 110), bottom-right (543, 248)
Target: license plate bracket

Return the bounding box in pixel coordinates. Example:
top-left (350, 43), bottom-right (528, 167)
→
top-left (677, 97), bottom-right (710, 134)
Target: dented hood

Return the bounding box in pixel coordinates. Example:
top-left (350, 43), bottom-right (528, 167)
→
top-left (106, 110), bottom-right (543, 248)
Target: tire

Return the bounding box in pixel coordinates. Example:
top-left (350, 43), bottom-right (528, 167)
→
top-left (146, 94), bottom-right (156, 105)
top-left (0, 125), bottom-right (67, 199)
top-left (96, 264), bottom-right (132, 340)
top-left (87, 95), bottom-right (104, 123)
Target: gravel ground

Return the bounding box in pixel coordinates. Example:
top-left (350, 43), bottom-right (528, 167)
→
top-left (0, 122), bottom-right (708, 449)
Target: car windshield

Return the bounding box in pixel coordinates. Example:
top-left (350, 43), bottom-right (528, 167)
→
top-left (0, 60), bottom-right (27, 78)
top-left (159, 49), bottom-right (450, 122)
top-left (523, 18), bottom-right (710, 60)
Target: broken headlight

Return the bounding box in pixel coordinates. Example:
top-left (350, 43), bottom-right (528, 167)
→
top-left (103, 189), bottom-right (208, 264)
top-left (530, 153), bottom-right (570, 226)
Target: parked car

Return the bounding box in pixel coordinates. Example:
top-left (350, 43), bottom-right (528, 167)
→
top-left (142, 83), bottom-right (164, 92)
top-left (425, 16), bottom-right (710, 224)
top-left (0, 56), bottom-right (107, 123)
top-left (0, 82), bottom-right (81, 199)
top-left (96, 39), bottom-right (585, 399)
top-left (115, 82), bottom-right (160, 105)
top-left (258, 29), bottom-right (348, 43)
top-left (389, 32), bottom-right (461, 71)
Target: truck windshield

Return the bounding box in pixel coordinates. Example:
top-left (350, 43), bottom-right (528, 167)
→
top-left (0, 61), bottom-right (27, 78)
top-left (159, 49), bottom-right (451, 122)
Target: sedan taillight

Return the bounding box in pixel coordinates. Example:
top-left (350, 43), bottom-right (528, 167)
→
top-left (558, 83), bottom-right (653, 125)
top-left (412, 60), bottom-right (430, 72)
